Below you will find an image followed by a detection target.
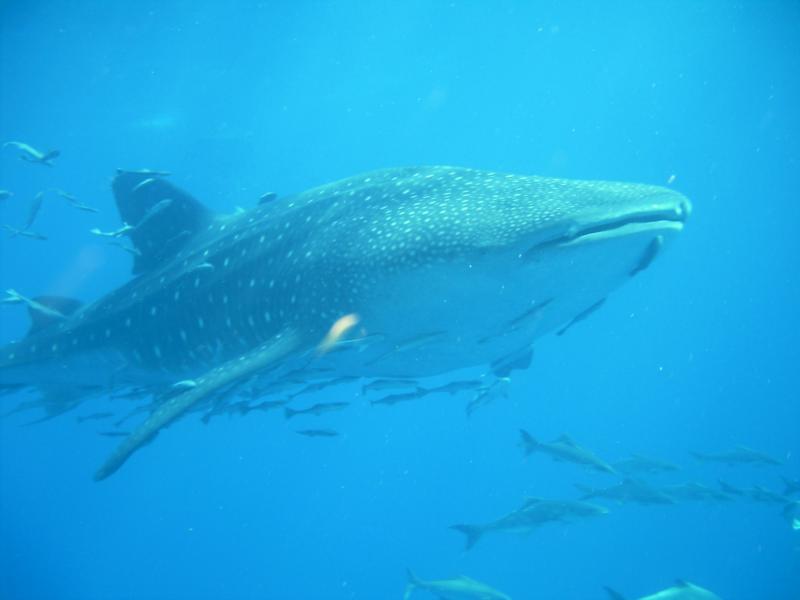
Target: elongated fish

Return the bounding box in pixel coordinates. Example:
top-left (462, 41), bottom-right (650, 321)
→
top-left (404, 569), bottom-right (511, 600)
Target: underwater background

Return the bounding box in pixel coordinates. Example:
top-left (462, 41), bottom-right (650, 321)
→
top-left (1, 1), bottom-right (798, 599)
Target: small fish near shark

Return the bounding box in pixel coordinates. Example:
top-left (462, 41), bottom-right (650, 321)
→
top-left (577, 478), bottom-right (675, 506)
top-left (404, 569), bottom-right (511, 600)
top-left (519, 430), bottom-right (617, 475)
top-left (0, 166), bottom-right (691, 480)
top-left (690, 446), bottom-right (782, 467)
top-left (3, 141), bottom-right (60, 166)
top-left (451, 496), bottom-right (608, 550)
top-left (613, 454), bottom-right (681, 476)
top-left (604, 580), bottom-right (722, 600)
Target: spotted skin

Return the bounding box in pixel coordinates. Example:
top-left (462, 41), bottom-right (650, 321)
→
top-left (0, 166), bottom-right (690, 477)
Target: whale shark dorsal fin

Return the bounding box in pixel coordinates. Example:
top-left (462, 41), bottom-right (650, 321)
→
top-left (557, 434), bottom-right (577, 446)
top-left (27, 295), bottom-right (83, 335)
top-left (112, 170), bottom-right (214, 274)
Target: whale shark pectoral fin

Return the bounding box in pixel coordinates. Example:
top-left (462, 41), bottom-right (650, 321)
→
top-left (94, 330), bottom-right (304, 481)
top-left (629, 234), bottom-right (663, 277)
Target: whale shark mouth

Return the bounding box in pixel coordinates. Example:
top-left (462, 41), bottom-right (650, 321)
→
top-left (524, 199), bottom-right (690, 259)
top-left (570, 202), bottom-right (690, 240)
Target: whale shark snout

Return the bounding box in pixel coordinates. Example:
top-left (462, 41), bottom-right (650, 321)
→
top-left (344, 170), bottom-right (692, 378)
top-left (519, 184), bottom-right (691, 259)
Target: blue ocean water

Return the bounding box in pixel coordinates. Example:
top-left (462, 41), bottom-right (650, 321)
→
top-left (1, 1), bottom-right (798, 599)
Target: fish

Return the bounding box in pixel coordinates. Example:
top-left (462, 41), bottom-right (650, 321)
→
top-left (466, 377), bottom-right (510, 416)
top-left (576, 478), bottom-right (675, 506)
top-left (478, 299), bottom-right (554, 345)
top-left (90, 199), bottom-right (171, 242)
top-left (116, 168), bottom-right (170, 177)
top-left (361, 378), bottom-right (420, 395)
top-left (259, 192), bottom-right (278, 204)
top-left (242, 378), bottom-right (303, 399)
top-left (783, 501), bottom-right (800, 531)
top-left (201, 400), bottom-right (250, 424)
top-left (739, 485), bottom-right (790, 505)
top-left (451, 496), bottom-right (608, 550)
top-left (690, 446), bottom-right (783, 467)
top-left (0, 190), bottom-right (13, 201)
top-left (135, 198), bottom-right (173, 228)
top-left (1, 398), bottom-right (53, 419)
top-left (370, 389), bottom-right (429, 406)
top-left (613, 454), bottom-right (681, 476)
top-left (0, 383), bottom-right (25, 398)
top-left (284, 401), bottom-right (349, 419)
top-left (505, 298), bottom-right (553, 332)
top-left (556, 297), bottom-right (607, 336)
top-left (245, 399), bottom-right (289, 413)
top-left (365, 330), bottom-right (449, 366)
top-left (427, 379), bottom-right (484, 395)
top-left (2, 289), bottom-right (69, 320)
top-left (295, 428), bottom-right (338, 438)
top-left (22, 191), bottom-right (46, 231)
top-left (661, 483), bottom-right (733, 503)
top-left (90, 224), bottom-right (134, 238)
top-left (188, 261), bottom-right (215, 273)
top-left (404, 569), bottom-right (511, 600)
top-left (604, 580), bottom-right (722, 600)
top-left (519, 430), bottom-right (617, 475)
top-left (782, 477), bottom-right (800, 496)
top-left (3, 141), bottom-right (60, 166)
top-left (288, 376), bottom-right (359, 399)
top-left (107, 241), bottom-right (143, 257)
top-left (0, 166), bottom-right (690, 479)
top-left (76, 412), bottom-right (114, 423)
top-left (717, 480), bottom-right (745, 497)
top-left (1, 225), bottom-right (48, 240)
top-left (52, 189), bottom-right (100, 213)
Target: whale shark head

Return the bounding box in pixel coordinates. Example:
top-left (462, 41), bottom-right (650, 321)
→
top-left (328, 167), bottom-right (691, 376)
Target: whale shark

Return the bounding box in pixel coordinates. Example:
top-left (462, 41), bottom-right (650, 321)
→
top-left (0, 166), bottom-right (691, 479)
